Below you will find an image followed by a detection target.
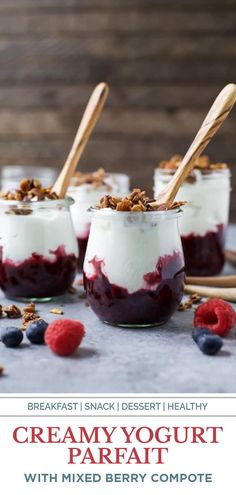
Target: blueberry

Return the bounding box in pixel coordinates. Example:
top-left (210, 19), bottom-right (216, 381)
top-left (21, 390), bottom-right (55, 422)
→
top-left (0, 327), bottom-right (23, 348)
top-left (192, 327), bottom-right (212, 343)
top-left (197, 334), bottom-right (223, 356)
top-left (26, 319), bottom-right (48, 344)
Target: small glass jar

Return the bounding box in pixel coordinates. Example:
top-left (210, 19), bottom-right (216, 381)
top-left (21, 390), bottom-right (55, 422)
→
top-left (1, 165), bottom-right (57, 191)
top-left (69, 173), bottom-right (130, 270)
top-left (0, 197), bottom-right (78, 301)
top-left (83, 208), bottom-right (185, 327)
top-left (154, 168), bottom-right (231, 276)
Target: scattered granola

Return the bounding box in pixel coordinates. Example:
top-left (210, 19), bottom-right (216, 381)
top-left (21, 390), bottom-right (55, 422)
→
top-left (0, 365), bottom-right (4, 375)
top-left (22, 312), bottom-right (39, 324)
top-left (178, 293), bottom-right (202, 311)
top-left (50, 308), bottom-right (64, 315)
top-left (0, 178), bottom-right (59, 203)
top-left (178, 300), bottom-right (193, 311)
top-left (0, 305), bottom-right (2, 317)
top-left (3, 304), bottom-right (22, 319)
top-left (22, 302), bottom-right (36, 314)
top-left (98, 189), bottom-right (185, 212)
top-left (71, 168), bottom-right (112, 190)
top-left (19, 302), bottom-right (38, 329)
top-left (21, 310), bottom-right (40, 330)
top-left (68, 286), bottom-right (77, 294)
top-left (20, 323), bottom-right (28, 331)
top-left (189, 293), bottom-right (202, 305)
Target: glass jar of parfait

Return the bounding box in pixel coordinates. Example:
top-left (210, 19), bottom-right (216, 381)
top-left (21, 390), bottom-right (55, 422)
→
top-left (154, 155), bottom-right (231, 276)
top-left (68, 168), bottom-right (130, 270)
top-left (83, 189), bottom-right (185, 327)
top-left (1, 164), bottom-right (57, 191)
top-left (0, 179), bottom-right (78, 301)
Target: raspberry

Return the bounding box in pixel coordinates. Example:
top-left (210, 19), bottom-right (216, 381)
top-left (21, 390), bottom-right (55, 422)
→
top-left (194, 298), bottom-right (236, 337)
top-left (45, 319), bottom-right (85, 356)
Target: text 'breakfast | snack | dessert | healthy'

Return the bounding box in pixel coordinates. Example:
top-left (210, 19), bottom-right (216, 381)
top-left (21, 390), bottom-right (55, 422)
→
top-left (68, 168), bottom-right (130, 270)
top-left (83, 189), bottom-right (186, 327)
top-left (0, 179), bottom-right (78, 301)
top-left (154, 155), bottom-right (231, 276)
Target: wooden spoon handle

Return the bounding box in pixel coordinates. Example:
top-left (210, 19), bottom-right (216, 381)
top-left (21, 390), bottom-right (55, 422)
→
top-left (154, 83), bottom-right (236, 207)
top-left (52, 82), bottom-right (109, 198)
top-left (186, 275), bottom-right (236, 288)
top-left (225, 249), bottom-right (236, 267)
top-left (185, 284), bottom-right (236, 302)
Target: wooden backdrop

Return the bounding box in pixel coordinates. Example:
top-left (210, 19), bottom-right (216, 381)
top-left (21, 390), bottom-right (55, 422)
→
top-left (0, 0), bottom-right (236, 216)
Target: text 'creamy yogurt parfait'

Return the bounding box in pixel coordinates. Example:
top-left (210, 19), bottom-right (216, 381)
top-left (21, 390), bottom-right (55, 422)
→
top-left (68, 168), bottom-right (130, 270)
top-left (83, 189), bottom-right (185, 327)
top-left (154, 155), bottom-right (231, 276)
top-left (0, 179), bottom-right (78, 301)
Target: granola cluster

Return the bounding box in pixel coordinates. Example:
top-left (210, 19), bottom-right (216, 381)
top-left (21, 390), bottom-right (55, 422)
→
top-left (0, 178), bottom-right (58, 202)
top-left (98, 188), bottom-right (185, 212)
top-left (3, 304), bottom-right (22, 319)
top-left (159, 155), bottom-right (228, 173)
top-left (21, 302), bottom-right (40, 330)
top-left (72, 168), bottom-right (111, 190)
top-left (0, 302), bottom-right (40, 330)
top-left (178, 293), bottom-right (202, 312)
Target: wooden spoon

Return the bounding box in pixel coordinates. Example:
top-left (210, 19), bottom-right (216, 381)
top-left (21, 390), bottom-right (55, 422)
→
top-left (185, 284), bottom-right (236, 302)
top-left (186, 275), bottom-right (236, 288)
top-left (225, 249), bottom-right (236, 267)
top-left (52, 82), bottom-right (109, 198)
top-left (152, 83), bottom-right (236, 207)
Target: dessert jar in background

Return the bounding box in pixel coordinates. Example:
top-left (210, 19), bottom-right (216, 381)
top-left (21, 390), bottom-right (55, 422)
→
top-left (1, 165), bottom-right (57, 190)
top-left (83, 191), bottom-right (185, 327)
top-left (154, 156), bottom-right (231, 276)
top-left (68, 169), bottom-right (130, 270)
top-left (0, 196), bottom-right (78, 301)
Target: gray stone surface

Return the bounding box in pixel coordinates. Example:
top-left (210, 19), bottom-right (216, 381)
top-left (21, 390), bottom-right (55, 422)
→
top-left (0, 227), bottom-right (236, 394)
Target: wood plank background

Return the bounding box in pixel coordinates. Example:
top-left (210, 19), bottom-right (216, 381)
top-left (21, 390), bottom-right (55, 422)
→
top-left (0, 0), bottom-right (236, 217)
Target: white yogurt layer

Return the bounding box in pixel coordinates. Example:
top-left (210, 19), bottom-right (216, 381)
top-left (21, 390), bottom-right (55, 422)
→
top-left (154, 169), bottom-right (231, 237)
top-left (84, 210), bottom-right (184, 293)
top-left (0, 207), bottom-right (78, 263)
top-left (69, 173), bottom-right (130, 239)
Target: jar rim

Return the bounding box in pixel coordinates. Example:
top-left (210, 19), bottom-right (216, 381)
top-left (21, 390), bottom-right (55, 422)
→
top-left (154, 167), bottom-right (231, 180)
top-left (0, 195), bottom-right (74, 209)
top-left (88, 206), bottom-right (183, 220)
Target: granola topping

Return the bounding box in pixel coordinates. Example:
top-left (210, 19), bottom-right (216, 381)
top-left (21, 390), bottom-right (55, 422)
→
top-left (71, 168), bottom-right (112, 190)
top-left (158, 155), bottom-right (228, 176)
top-left (0, 178), bottom-right (59, 202)
top-left (98, 189), bottom-right (185, 212)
